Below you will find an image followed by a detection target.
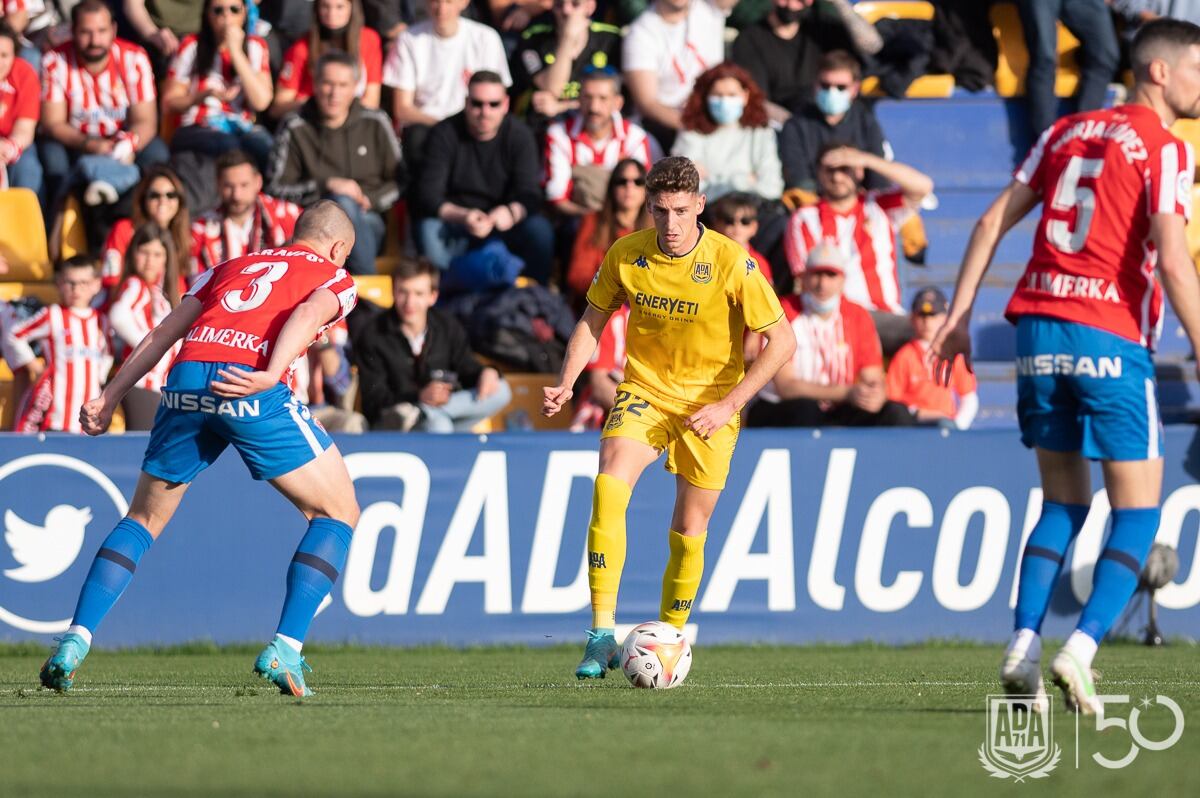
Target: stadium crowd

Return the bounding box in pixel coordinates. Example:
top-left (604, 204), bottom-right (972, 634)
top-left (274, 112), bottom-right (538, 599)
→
top-left (0, 0), bottom-right (1164, 435)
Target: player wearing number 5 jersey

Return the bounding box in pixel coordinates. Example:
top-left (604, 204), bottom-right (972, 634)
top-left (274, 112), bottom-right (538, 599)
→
top-left (40, 201), bottom-right (361, 698)
top-left (932, 19), bottom-right (1200, 716)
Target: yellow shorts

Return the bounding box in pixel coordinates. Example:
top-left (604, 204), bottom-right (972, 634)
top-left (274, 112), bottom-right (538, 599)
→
top-left (600, 384), bottom-right (739, 490)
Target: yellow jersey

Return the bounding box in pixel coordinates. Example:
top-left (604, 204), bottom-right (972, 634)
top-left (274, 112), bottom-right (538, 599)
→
top-left (586, 225), bottom-right (784, 412)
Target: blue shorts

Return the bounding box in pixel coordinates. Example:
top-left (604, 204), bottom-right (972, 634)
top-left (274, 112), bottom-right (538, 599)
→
top-left (1015, 316), bottom-right (1161, 461)
top-left (142, 361), bottom-right (333, 483)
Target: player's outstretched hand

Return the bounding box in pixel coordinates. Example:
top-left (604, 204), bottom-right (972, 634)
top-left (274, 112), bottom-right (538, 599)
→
top-left (542, 384), bottom-right (573, 417)
top-left (685, 399), bottom-right (736, 440)
top-left (79, 396), bottom-right (113, 436)
top-left (927, 315), bottom-right (973, 387)
top-left (211, 367), bottom-right (277, 398)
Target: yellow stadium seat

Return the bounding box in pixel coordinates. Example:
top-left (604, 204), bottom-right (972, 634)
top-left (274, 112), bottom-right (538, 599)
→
top-left (992, 2), bottom-right (1081, 98)
top-left (1187, 184), bottom-right (1200, 267)
top-left (0, 379), bottom-right (14, 430)
top-left (1170, 119), bottom-right (1200, 177)
top-left (0, 282), bottom-right (61, 305)
top-left (855, 2), bottom-right (954, 98)
top-left (0, 189), bottom-right (51, 281)
top-left (491, 372), bottom-right (572, 431)
top-left (354, 274), bottom-right (393, 308)
top-left (60, 194), bottom-right (89, 261)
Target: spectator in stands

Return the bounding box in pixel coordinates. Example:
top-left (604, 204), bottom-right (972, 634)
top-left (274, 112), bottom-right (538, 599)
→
top-left (1, 2), bottom-right (39, 65)
top-left (384, 0), bottom-right (511, 157)
top-left (122, 0), bottom-right (202, 67)
top-left (163, 0), bottom-right (274, 172)
top-left (108, 222), bottom-right (182, 429)
top-left (1018, 0), bottom-right (1118, 138)
top-left (672, 62), bottom-right (783, 202)
top-left (1111, 0), bottom-right (1200, 42)
top-left (414, 70), bottom-right (554, 285)
top-left (731, 0), bottom-right (882, 124)
top-left (543, 68), bottom-right (656, 217)
top-left (268, 51), bottom-right (402, 276)
top-left (4, 254), bottom-right (111, 434)
top-left (747, 243), bottom-right (913, 428)
top-left (886, 286), bottom-right (978, 430)
top-left (353, 257), bottom-right (512, 432)
top-left (565, 158), bottom-right (651, 298)
top-left (489, 0), bottom-right (553, 36)
top-left (102, 164), bottom-right (194, 290)
top-left (513, 0), bottom-right (622, 120)
top-left (7, 1), bottom-right (69, 62)
top-left (779, 49), bottom-right (891, 193)
top-left (39, 1), bottom-right (168, 214)
top-left (0, 22), bottom-right (40, 193)
top-left (362, 0), bottom-right (418, 46)
top-left (783, 141), bottom-right (933, 354)
top-left (295, 320), bottom-right (368, 433)
top-left (271, 0), bottom-right (383, 119)
top-left (622, 0), bottom-right (727, 150)
top-left (709, 191), bottom-right (774, 285)
top-left (192, 149), bottom-right (300, 273)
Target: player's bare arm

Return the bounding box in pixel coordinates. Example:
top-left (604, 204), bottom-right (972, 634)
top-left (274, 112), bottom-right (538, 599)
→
top-left (1151, 212), bottom-right (1200, 379)
top-left (930, 180), bottom-right (1041, 383)
top-left (543, 304), bottom-right (611, 417)
top-left (210, 288), bottom-right (343, 398)
top-left (79, 297), bottom-right (204, 436)
top-left (685, 319), bottom-right (797, 440)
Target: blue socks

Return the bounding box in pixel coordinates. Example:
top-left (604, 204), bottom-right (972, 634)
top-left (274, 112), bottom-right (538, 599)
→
top-left (1078, 507), bottom-right (1160, 642)
top-left (276, 518), bottom-right (353, 643)
top-left (70, 518), bottom-right (154, 634)
top-left (1014, 502), bottom-right (1090, 632)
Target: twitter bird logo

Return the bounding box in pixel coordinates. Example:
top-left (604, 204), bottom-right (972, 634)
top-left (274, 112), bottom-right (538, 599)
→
top-left (4, 505), bottom-right (92, 583)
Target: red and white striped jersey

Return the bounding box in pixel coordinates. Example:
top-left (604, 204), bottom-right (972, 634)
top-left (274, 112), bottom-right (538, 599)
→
top-left (191, 194), bottom-right (301, 275)
top-left (1006, 104), bottom-right (1193, 348)
top-left (41, 38), bottom-right (156, 138)
top-left (177, 245), bottom-right (357, 385)
top-left (543, 113), bottom-right (657, 204)
top-left (168, 34), bottom-right (271, 128)
top-left (108, 275), bottom-right (180, 392)
top-left (3, 0), bottom-right (25, 14)
top-left (6, 305), bottom-right (112, 433)
top-left (783, 190), bottom-right (911, 314)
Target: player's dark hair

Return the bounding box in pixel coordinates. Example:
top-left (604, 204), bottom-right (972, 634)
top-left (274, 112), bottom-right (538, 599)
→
top-left (216, 149), bottom-right (258, 177)
top-left (645, 156), bottom-right (700, 197)
top-left (122, 222), bottom-right (182, 308)
top-left (71, 0), bottom-right (112, 29)
top-left (1131, 18), bottom-right (1200, 82)
top-left (316, 50), bottom-right (361, 83)
top-left (55, 255), bottom-right (99, 277)
top-left (393, 257), bottom-right (440, 291)
top-left (817, 49), bottom-right (862, 81)
top-left (468, 70), bottom-right (506, 89)
top-left (293, 198), bottom-right (354, 245)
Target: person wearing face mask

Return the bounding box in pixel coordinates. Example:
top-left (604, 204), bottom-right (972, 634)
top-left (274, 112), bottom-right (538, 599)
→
top-left (747, 242), bottom-right (913, 428)
top-left (779, 49), bottom-right (890, 194)
top-left (731, 0), bottom-right (881, 125)
top-left (671, 62), bottom-right (783, 202)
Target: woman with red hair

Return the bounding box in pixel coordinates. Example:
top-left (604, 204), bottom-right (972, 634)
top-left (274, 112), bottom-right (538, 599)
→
top-left (672, 62), bottom-right (783, 202)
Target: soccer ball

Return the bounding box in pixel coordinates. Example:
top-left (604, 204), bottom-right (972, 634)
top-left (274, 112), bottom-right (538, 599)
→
top-left (620, 621), bottom-right (692, 689)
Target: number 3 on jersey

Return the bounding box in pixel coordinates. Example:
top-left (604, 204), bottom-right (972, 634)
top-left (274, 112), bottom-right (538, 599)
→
top-left (1046, 156), bottom-right (1104, 254)
top-left (221, 261), bottom-right (289, 313)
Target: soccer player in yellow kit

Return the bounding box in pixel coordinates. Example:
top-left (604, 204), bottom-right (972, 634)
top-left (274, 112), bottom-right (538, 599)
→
top-left (543, 157), bottom-right (797, 679)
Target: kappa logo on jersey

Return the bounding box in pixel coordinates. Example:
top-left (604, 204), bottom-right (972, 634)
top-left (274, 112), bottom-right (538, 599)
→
top-left (692, 262), bottom-right (713, 284)
top-left (746, 258), bottom-right (757, 275)
top-left (634, 255), bottom-right (649, 269)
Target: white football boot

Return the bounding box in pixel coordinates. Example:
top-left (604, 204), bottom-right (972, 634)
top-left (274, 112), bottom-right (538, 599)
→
top-left (1000, 650), bottom-right (1049, 714)
top-left (1050, 648), bottom-right (1103, 715)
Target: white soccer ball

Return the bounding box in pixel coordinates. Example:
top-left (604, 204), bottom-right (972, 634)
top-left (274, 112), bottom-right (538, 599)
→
top-left (620, 621), bottom-right (692, 689)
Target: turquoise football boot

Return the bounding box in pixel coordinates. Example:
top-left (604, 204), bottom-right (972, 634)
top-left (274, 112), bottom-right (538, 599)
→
top-left (253, 638), bottom-right (314, 697)
top-left (40, 633), bottom-right (91, 692)
top-left (575, 630), bottom-right (621, 680)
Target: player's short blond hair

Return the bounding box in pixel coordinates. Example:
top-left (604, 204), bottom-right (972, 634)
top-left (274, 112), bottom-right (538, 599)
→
top-left (645, 156), bottom-right (700, 197)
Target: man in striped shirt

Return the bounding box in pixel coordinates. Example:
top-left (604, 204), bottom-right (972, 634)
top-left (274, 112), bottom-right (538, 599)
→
top-left (37, 0), bottom-right (168, 216)
top-left (783, 141), bottom-right (932, 354)
top-left (4, 255), bottom-right (112, 433)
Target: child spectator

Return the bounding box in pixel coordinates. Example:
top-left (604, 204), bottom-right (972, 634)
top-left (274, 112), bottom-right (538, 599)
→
top-left (886, 287), bottom-right (978, 430)
top-left (108, 223), bottom-right (183, 430)
top-left (5, 255), bottom-right (111, 433)
top-left (0, 21), bottom-right (40, 194)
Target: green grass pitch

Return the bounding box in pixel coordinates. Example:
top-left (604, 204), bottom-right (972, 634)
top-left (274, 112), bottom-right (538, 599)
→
top-left (1, 641), bottom-right (1197, 797)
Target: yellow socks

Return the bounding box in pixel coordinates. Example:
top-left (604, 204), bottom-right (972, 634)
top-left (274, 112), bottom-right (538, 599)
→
top-left (588, 474), bottom-right (631, 629)
top-left (660, 530), bottom-right (706, 628)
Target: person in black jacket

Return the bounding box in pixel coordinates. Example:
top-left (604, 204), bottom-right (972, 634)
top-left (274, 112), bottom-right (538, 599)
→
top-left (352, 257), bottom-right (512, 431)
top-left (412, 69), bottom-right (555, 284)
top-left (267, 51), bottom-right (403, 275)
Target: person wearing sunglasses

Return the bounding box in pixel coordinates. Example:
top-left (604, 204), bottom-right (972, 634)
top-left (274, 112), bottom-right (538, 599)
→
top-left (414, 70), bottom-right (554, 285)
top-left (102, 164), bottom-right (194, 292)
top-left (707, 191), bottom-right (774, 287)
top-left (779, 48), bottom-right (890, 195)
top-left (565, 158), bottom-right (652, 299)
top-left (163, 0), bottom-right (275, 173)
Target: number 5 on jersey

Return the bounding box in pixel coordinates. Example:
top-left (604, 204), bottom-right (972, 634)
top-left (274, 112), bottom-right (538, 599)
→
top-left (1047, 156), bottom-right (1104, 254)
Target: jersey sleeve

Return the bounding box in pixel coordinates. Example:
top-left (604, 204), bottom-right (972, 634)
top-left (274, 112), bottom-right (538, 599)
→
top-left (186, 265), bottom-right (217, 302)
top-left (885, 344), bottom-right (915, 403)
top-left (124, 44), bottom-right (157, 104)
top-left (848, 305), bottom-right (883, 373)
top-left (41, 49), bottom-right (67, 103)
top-left (1149, 139), bottom-right (1194, 221)
top-left (168, 38), bottom-right (197, 84)
top-left (362, 29), bottom-right (383, 84)
top-left (585, 245), bottom-right (626, 313)
top-left (727, 249), bottom-right (785, 333)
top-left (278, 41), bottom-right (306, 91)
top-left (951, 355), bottom-right (977, 396)
top-left (12, 61), bottom-right (40, 121)
top-left (316, 269), bottom-right (358, 323)
top-left (1014, 121), bottom-right (1059, 194)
